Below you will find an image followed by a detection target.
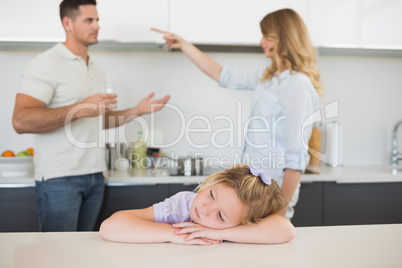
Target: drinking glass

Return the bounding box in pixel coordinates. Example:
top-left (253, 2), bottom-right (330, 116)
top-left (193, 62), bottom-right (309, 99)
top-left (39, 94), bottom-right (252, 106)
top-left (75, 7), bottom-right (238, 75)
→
top-left (102, 83), bottom-right (116, 94)
top-left (101, 83), bottom-right (117, 112)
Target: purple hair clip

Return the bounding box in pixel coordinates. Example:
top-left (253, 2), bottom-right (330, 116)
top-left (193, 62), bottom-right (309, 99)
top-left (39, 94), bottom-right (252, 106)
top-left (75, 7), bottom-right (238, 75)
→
top-left (250, 165), bottom-right (272, 185)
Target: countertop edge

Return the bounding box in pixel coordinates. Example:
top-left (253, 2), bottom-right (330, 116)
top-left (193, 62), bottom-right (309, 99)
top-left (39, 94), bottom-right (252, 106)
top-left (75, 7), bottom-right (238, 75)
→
top-left (2, 165), bottom-right (402, 188)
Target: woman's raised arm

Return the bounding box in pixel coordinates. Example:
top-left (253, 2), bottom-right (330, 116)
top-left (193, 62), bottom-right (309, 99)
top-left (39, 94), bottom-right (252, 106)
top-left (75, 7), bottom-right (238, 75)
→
top-left (151, 28), bottom-right (222, 82)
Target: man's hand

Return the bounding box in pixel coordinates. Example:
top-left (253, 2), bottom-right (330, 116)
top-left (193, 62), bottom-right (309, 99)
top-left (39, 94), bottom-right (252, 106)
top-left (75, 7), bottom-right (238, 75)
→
top-left (74, 93), bottom-right (117, 118)
top-left (173, 222), bottom-right (224, 243)
top-left (137, 92), bottom-right (170, 116)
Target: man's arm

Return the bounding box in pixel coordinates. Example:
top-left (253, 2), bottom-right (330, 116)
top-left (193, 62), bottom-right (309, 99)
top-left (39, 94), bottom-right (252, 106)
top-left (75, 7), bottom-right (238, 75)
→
top-left (12, 93), bottom-right (117, 134)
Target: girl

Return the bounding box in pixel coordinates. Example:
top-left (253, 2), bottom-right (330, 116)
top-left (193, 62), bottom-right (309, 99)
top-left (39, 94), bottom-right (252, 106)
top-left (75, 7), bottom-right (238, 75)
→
top-left (100, 164), bottom-right (295, 245)
top-left (151, 8), bottom-right (322, 220)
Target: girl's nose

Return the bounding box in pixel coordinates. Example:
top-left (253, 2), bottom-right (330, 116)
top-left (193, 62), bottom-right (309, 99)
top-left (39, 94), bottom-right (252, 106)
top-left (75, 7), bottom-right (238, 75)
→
top-left (201, 203), bottom-right (211, 216)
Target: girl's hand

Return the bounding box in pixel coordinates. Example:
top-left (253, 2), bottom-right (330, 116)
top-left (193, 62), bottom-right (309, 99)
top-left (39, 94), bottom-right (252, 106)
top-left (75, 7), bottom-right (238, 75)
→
top-left (169, 231), bottom-right (220, 246)
top-left (173, 222), bottom-right (224, 243)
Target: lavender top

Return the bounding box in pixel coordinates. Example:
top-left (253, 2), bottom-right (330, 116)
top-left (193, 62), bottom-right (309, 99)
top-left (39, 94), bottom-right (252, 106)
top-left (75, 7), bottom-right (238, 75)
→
top-left (153, 191), bottom-right (197, 224)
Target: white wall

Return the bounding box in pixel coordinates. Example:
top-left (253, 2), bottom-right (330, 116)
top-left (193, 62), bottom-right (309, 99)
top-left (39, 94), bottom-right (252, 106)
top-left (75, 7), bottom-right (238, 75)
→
top-left (1, 48), bottom-right (402, 165)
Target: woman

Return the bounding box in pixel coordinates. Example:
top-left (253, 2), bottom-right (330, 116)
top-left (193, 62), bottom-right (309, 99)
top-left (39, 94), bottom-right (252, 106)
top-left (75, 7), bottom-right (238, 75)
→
top-left (152, 8), bottom-right (322, 220)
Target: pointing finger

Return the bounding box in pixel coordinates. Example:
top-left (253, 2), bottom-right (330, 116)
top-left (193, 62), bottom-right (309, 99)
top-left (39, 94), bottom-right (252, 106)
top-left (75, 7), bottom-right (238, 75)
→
top-left (151, 28), bottom-right (168, 34)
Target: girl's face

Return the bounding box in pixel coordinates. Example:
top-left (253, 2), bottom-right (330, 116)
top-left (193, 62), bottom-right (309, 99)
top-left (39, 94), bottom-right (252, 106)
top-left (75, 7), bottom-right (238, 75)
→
top-left (190, 183), bottom-right (246, 229)
top-left (259, 36), bottom-right (274, 58)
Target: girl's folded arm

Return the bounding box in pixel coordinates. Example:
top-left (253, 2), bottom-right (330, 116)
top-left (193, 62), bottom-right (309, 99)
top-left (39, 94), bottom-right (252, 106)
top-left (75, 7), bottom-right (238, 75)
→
top-left (99, 206), bottom-right (176, 243)
top-left (221, 214), bottom-right (296, 244)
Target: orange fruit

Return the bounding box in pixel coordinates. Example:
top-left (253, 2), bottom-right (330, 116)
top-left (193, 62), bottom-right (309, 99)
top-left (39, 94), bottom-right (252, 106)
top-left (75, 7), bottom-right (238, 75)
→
top-left (2, 150), bottom-right (15, 157)
top-left (26, 148), bottom-right (34, 156)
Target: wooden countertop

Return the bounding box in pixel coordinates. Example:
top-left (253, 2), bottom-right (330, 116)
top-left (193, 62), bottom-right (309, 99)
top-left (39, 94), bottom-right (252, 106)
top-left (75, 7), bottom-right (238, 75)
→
top-left (1, 224), bottom-right (401, 267)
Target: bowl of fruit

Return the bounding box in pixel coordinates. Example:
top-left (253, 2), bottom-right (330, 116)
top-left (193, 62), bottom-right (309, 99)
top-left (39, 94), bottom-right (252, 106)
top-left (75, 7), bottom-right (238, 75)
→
top-left (0, 148), bottom-right (34, 177)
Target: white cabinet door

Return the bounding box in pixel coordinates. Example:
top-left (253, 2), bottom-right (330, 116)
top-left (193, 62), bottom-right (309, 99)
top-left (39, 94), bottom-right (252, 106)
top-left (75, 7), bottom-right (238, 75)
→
top-left (0, 0), bottom-right (168, 43)
top-left (308, 0), bottom-right (402, 48)
top-left (0, 0), bottom-right (64, 41)
top-left (358, 0), bottom-right (402, 48)
top-left (98, 0), bottom-right (168, 42)
top-left (169, 0), bottom-right (307, 45)
top-left (307, 0), bottom-right (359, 47)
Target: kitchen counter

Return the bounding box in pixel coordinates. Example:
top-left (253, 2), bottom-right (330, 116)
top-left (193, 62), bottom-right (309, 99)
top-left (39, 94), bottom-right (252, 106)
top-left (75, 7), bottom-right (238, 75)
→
top-left (2, 165), bottom-right (402, 188)
top-left (0, 224), bottom-right (401, 267)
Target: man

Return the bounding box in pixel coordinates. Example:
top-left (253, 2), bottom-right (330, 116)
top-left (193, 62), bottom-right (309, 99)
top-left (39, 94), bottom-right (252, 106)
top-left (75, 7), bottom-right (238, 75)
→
top-left (12, 0), bottom-right (170, 232)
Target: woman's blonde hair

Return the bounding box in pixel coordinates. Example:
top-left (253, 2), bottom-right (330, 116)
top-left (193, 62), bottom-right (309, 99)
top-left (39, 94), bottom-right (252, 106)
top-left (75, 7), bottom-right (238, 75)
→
top-left (260, 8), bottom-right (323, 96)
top-left (196, 164), bottom-right (286, 225)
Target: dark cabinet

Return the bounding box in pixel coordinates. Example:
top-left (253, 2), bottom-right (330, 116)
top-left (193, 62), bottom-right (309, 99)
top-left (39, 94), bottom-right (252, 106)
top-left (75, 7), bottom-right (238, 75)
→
top-left (2, 181), bottom-right (402, 232)
top-left (292, 182), bottom-right (323, 227)
top-left (94, 183), bottom-right (198, 230)
top-left (323, 182), bottom-right (402, 225)
top-left (95, 184), bottom-right (170, 230)
top-left (169, 183), bottom-right (198, 194)
top-left (0, 187), bottom-right (39, 232)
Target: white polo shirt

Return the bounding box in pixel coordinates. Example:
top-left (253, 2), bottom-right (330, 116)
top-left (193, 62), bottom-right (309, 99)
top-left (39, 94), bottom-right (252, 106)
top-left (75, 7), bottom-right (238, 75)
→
top-left (19, 43), bottom-right (107, 180)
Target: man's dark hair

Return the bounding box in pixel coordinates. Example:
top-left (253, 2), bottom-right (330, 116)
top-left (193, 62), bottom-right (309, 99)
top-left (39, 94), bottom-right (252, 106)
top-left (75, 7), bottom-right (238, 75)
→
top-left (59, 0), bottom-right (97, 21)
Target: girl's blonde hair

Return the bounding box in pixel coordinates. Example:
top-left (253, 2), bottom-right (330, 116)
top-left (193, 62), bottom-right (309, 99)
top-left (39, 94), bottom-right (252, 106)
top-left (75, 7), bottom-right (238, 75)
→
top-left (196, 164), bottom-right (286, 225)
top-left (260, 8), bottom-right (323, 97)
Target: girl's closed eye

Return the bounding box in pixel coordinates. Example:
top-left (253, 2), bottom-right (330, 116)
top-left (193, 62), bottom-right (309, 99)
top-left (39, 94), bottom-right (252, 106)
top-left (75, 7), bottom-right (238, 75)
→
top-left (209, 189), bottom-right (224, 222)
top-left (210, 189), bottom-right (214, 200)
top-left (218, 211), bottom-right (225, 222)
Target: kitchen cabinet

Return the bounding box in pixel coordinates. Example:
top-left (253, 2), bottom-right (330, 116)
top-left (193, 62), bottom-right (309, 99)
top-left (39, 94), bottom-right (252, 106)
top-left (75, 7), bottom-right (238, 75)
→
top-left (293, 181), bottom-right (402, 226)
top-left (292, 182), bottom-right (323, 226)
top-left (0, 187), bottom-right (39, 232)
top-left (323, 182), bottom-right (402, 225)
top-left (2, 180), bottom-right (402, 232)
top-left (94, 183), bottom-right (198, 230)
top-left (307, 0), bottom-right (358, 47)
top-left (2, 0), bottom-right (401, 54)
top-left (0, 0), bottom-right (63, 41)
top-left (0, 0), bottom-right (168, 43)
top-left (94, 184), bottom-right (170, 230)
top-left (308, 0), bottom-right (402, 48)
top-left (0, 184), bottom-right (172, 232)
top-left (169, 0), bottom-right (307, 45)
top-left (169, 183), bottom-right (198, 193)
top-left (97, 0), bottom-right (168, 42)
top-left (358, 0), bottom-right (402, 48)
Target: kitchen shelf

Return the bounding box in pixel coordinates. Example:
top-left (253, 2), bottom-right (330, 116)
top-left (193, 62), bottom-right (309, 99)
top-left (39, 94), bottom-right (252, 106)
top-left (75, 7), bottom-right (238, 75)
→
top-left (188, 44), bottom-right (402, 58)
top-left (0, 40), bottom-right (167, 52)
top-left (1, 40), bottom-right (402, 57)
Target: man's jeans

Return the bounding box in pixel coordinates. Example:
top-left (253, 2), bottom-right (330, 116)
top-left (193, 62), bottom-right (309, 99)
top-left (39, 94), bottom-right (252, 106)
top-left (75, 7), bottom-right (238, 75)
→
top-left (35, 172), bottom-right (104, 232)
